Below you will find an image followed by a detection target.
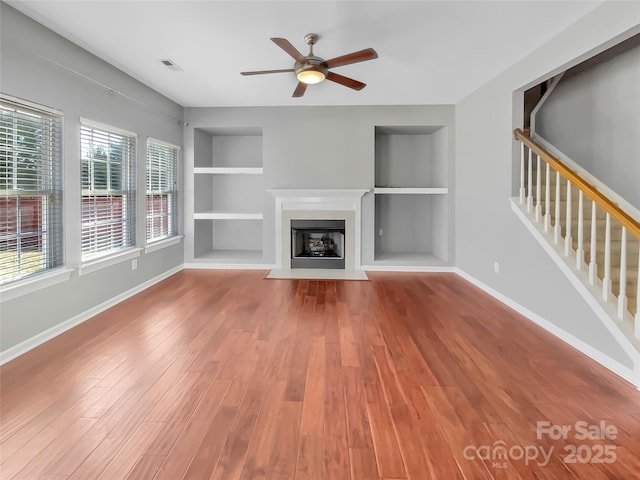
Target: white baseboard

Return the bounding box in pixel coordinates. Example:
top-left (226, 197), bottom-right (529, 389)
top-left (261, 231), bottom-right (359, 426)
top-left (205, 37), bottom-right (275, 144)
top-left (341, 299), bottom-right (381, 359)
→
top-left (363, 265), bottom-right (455, 272)
top-left (183, 263), bottom-right (276, 270)
top-left (454, 268), bottom-right (639, 388)
top-left (0, 265), bottom-right (184, 365)
top-left (3, 259), bottom-right (637, 389)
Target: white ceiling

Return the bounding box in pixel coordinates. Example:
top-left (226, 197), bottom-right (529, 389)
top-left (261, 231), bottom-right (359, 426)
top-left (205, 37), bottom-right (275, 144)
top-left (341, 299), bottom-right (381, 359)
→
top-left (8, 1), bottom-right (603, 107)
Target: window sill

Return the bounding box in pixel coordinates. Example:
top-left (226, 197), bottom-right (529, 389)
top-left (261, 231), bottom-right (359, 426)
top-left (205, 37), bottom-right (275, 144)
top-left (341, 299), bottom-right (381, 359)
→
top-left (80, 248), bottom-right (142, 276)
top-left (145, 235), bottom-right (183, 254)
top-left (1, 268), bottom-right (74, 302)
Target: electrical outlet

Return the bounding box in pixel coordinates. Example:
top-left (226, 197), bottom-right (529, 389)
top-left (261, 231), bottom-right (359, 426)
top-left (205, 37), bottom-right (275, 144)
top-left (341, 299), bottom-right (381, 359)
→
top-left (494, 261), bottom-right (500, 274)
top-left (132, 259), bottom-right (138, 270)
top-left (379, 228), bottom-right (383, 236)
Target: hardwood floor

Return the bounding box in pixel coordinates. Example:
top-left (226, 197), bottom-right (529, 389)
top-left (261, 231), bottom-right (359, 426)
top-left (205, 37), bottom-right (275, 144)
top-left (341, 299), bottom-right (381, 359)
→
top-left (1, 270), bottom-right (640, 479)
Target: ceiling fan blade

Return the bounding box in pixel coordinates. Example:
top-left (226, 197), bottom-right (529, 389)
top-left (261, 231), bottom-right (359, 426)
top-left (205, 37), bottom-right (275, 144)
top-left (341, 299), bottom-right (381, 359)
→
top-left (271, 38), bottom-right (306, 63)
top-left (324, 48), bottom-right (378, 69)
top-left (240, 69), bottom-right (294, 76)
top-left (292, 82), bottom-right (308, 97)
top-left (326, 71), bottom-right (366, 91)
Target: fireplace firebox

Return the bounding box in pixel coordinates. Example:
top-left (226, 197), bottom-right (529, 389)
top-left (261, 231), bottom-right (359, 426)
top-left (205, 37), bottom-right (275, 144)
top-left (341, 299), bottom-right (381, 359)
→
top-left (291, 219), bottom-right (345, 269)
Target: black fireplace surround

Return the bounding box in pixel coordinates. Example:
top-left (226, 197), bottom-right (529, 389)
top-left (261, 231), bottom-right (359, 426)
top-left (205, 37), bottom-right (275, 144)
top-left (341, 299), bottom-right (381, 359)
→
top-left (290, 219), bottom-right (345, 269)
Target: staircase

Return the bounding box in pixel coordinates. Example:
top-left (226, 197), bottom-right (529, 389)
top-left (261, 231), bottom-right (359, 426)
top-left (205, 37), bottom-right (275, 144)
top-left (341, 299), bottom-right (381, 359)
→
top-left (512, 129), bottom-right (640, 385)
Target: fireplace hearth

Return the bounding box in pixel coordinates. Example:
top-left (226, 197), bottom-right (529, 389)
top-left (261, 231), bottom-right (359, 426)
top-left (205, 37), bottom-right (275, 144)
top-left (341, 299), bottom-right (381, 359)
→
top-left (291, 219), bottom-right (345, 269)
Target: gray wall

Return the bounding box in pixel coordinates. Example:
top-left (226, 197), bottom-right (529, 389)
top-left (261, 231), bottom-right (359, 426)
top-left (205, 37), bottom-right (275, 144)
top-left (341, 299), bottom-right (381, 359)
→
top-left (455, 1), bottom-right (640, 369)
top-left (535, 41), bottom-right (640, 209)
top-left (0, 4), bottom-right (185, 352)
top-left (183, 105), bottom-right (455, 266)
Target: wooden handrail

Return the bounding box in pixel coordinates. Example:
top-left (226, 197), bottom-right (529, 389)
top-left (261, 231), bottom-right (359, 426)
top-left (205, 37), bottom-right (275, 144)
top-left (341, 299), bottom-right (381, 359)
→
top-left (513, 128), bottom-right (640, 240)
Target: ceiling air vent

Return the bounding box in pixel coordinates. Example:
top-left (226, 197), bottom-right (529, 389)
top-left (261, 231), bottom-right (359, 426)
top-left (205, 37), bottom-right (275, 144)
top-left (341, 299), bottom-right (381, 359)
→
top-left (160, 59), bottom-right (183, 72)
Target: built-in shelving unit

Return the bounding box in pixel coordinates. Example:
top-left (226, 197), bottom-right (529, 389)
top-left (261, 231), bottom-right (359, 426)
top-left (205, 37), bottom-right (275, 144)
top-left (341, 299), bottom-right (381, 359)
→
top-left (373, 125), bottom-right (449, 266)
top-left (192, 127), bottom-right (265, 264)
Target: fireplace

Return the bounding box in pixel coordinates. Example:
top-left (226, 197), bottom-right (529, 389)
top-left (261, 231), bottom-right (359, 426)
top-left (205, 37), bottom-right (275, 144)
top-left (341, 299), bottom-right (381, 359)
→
top-left (291, 219), bottom-right (345, 269)
top-left (268, 189), bottom-right (368, 274)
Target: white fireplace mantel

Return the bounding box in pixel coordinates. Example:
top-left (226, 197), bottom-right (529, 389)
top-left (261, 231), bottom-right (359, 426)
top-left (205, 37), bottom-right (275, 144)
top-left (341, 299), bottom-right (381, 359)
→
top-left (268, 189), bottom-right (369, 270)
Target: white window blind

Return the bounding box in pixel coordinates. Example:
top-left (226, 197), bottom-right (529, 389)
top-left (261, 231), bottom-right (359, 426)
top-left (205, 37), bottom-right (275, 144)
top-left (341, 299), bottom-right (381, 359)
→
top-left (81, 122), bottom-right (136, 261)
top-left (146, 139), bottom-right (178, 243)
top-left (0, 98), bottom-right (63, 285)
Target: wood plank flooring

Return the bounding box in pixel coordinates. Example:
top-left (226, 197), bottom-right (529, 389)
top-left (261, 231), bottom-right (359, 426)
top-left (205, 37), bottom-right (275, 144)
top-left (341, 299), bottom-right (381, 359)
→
top-left (1, 270), bottom-right (640, 479)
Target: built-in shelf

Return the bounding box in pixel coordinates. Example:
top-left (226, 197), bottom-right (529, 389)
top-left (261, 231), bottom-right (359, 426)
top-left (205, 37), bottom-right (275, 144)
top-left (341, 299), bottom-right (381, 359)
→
top-left (191, 126), bottom-right (265, 267)
top-left (374, 187), bottom-right (448, 195)
top-left (374, 125), bottom-right (450, 266)
top-left (193, 217), bottom-right (263, 263)
top-left (194, 167), bottom-right (263, 175)
top-left (194, 212), bottom-right (263, 220)
top-left (194, 127), bottom-right (263, 169)
top-left (375, 125), bottom-right (448, 189)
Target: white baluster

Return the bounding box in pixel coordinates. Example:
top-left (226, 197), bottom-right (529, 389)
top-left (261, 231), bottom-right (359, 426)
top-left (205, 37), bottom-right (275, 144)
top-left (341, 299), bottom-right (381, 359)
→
top-left (519, 143), bottom-right (526, 204)
top-left (544, 163), bottom-right (551, 232)
top-left (589, 201), bottom-right (597, 285)
top-left (564, 182), bottom-right (572, 256)
top-left (617, 227), bottom-right (627, 319)
top-left (527, 148), bottom-right (533, 212)
top-left (635, 244), bottom-right (640, 339)
top-left (554, 172), bottom-right (561, 244)
top-left (603, 213), bottom-right (612, 302)
top-left (535, 155), bottom-right (542, 222)
top-left (576, 191), bottom-right (584, 271)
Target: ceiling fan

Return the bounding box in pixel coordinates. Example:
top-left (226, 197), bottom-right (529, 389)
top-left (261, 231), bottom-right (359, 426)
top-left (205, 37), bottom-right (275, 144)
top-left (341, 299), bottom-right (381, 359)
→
top-left (240, 33), bottom-right (378, 97)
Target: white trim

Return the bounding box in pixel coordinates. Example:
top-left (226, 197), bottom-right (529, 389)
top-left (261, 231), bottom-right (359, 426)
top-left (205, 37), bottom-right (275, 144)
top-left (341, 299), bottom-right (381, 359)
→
top-left (79, 117), bottom-right (137, 138)
top-left (0, 268), bottom-right (73, 302)
top-left (529, 73), bottom-right (564, 135)
top-left (184, 263), bottom-right (275, 270)
top-left (193, 212), bottom-right (263, 220)
top-left (374, 187), bottom-right (448, 195)
top-left (194, 167), bottom-right (263, 175)
top-left (145, 235), bottom-right (183, 254)
top-left (454, 267), bottom-right (639, 388)
top-left (79, 248), bottom-right (142, 276)
top-left (147, 137), bottom-right (181, 151)
top-left (363, 265), bottom-right (455, 272)
top-left (0, 93), bottom-right (63, 116)
top-left (268, 189), bottom-right (370, 198)
top-left (0, 265), bottom-right (184, 365)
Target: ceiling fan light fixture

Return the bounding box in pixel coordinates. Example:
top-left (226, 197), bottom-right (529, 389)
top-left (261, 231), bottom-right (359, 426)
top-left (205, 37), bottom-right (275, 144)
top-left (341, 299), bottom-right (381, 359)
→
top-left (295, 60), bottom-right (328, 85)
top-left (297, 69), bottom-right (325, 84)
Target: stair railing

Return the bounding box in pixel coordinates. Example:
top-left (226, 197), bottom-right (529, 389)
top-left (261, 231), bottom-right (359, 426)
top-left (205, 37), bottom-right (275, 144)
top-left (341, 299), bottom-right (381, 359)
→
top-left (514, 129), bottom-right (640, 338)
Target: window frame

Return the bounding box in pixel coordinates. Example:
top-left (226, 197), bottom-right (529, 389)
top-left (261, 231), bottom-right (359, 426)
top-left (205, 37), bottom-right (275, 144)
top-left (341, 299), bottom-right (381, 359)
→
top-left (80, 119), bottom-right (137, 264)
top-left (0, 94), bottom-right (65, 288)
top-left (146, 137), bottom-right (179, 246)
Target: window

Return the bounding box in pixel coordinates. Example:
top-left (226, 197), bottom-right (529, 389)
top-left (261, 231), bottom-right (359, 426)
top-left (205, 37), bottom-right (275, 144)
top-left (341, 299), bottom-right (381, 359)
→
top-left (0, 97), bottom-right (63, 285)
top-left (146, 139), bottom-right (178, 243)
top-left (81, 121), bottom-right (136, 261)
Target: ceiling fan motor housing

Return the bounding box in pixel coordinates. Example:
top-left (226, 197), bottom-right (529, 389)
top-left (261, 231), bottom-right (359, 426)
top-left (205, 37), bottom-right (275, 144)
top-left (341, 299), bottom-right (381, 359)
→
top-left (297, 33), bottom-right (327, 80)
top-left (295, 56), bottom-right (328, 80)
